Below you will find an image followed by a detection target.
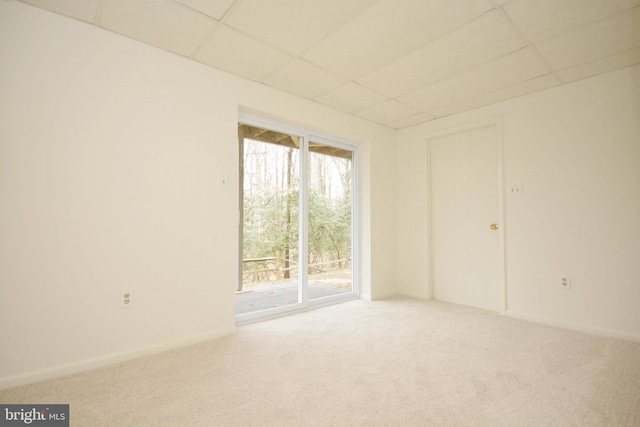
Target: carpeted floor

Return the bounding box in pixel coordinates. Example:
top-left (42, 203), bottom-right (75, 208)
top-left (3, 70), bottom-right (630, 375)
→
top-left (2, 298), bottom-right (639, 426)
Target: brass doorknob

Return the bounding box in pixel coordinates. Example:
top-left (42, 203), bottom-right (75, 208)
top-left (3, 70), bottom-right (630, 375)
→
top-left (490, 223), bottom-right (498, 230)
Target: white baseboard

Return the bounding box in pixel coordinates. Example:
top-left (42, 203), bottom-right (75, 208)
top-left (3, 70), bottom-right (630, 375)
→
top-left (506, 310), bottom-right (640, 343)
top-left (396, 289), bottom-right (429, 300)
top-left (360, 292), bottom-right (372, 301)
top-left (370, 290), bottom-right (398, 300)
top-left (365, 290), bottom-right (428, 300)
top-left (0, 326), bottom-right (237, 390)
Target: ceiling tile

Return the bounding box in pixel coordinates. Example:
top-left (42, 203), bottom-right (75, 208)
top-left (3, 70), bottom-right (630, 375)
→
top-left (263, 59), bottom-right (347, 99)
top-left (19, 0), bottom-right (99, 23)
top-left (302, 0), bottom-right (492, 79)
top-left (314, 82), bottom-right (386, 113)
top-left (223, 0), bottom-right (376, 55)
top-left (20, 0), bottom-right (637, 130)
top-left (557, 47), bottom-right (640, 82)
top-left (355, 99), bottom-right (420, 125)
top-left (427, 74), bottom-right (559, 118)
top-left (357, 10), bottom-right (526, 98)
top-left (503, 0), bottom-right (640, 43)
top-left (174, 0), bottom-right (235, 20)
top-left (399, 47), bottom-right (550, 111)
top-left (100, 0), bottom-right (217, 56)
top-left (386, 113), bottom-right (435, 130)
top-left (536, 7), bottom-right (640, 70)
top-left (194, 26), bottom-right (292, 81)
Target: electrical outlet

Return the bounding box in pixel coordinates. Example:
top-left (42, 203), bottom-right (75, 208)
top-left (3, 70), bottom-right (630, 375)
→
top-left (120, 290), bottom-right (133, 308)
top-left (560, 276), bottom-right (571, 290)
top-left (509, 184), bottom-right (523, 196)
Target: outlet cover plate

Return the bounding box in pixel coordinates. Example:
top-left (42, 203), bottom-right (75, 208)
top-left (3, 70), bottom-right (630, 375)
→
top-left (120, 290), bottom-right (133, 308)
top-left (509, 184), bottom-right (523, 197)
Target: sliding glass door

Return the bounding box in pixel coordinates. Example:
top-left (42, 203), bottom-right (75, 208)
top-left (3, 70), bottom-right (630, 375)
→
top-left (236, 124), bottom-right (302, 315)
top-left (236, 118), bottom-right (357, 321)
top-left (307, 138), bottom-right (354, 301)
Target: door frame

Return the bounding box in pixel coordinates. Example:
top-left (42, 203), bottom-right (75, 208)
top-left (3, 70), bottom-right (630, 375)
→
top-left (426, 116), bottom-right (506, 314)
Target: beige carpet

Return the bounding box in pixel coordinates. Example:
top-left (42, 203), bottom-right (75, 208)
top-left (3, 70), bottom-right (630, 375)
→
top-left (2, 298), bottom-right (639, 426)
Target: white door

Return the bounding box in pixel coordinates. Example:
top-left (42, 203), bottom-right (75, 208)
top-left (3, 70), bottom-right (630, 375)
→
top-left (429, 125), bottom-right (500, 312)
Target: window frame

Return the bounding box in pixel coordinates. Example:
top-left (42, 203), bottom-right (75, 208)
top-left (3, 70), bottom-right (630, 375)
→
top-left (236, 112), bottom-right (359, 324)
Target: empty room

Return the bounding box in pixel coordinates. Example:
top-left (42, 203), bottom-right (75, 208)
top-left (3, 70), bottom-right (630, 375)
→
top-left (1, 0), bottom-right (639, 425)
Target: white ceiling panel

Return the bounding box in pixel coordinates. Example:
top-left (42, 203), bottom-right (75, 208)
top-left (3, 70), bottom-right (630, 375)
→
top-left (302, 0), bottom-right (492, 80)
top-left (100, 0), bottom-right (217, 56)
top-left (17, 0), bottom-right (640, 129)
top-left (314, 82), bottom-right (386, 113)
top-left (263, 59), bottom-right (347, 99)
top-left (223, 0), bottom-right (376, 55)
top-left (428, 74), bottom-right (559, 118)
top-left (399, 47), bottom-right (550, 111)
top-left (19, 0), bottom-right (99, 23)
top-left (536, 7), bottom-right (640, 70)
top-left (557, 47), bottom-right (640, 82)
top-left (503, 0), bottom-right (640, 43)
top-left (355, 99), bottom-right (420, 125)
top-left (194, 25), bottom-right (292, 82)
top-left (357, 10), bottom-right (526, 98)
top-left (386, 113), bottom-right (435, 130)
top-left (175, 0), bottom-right (236, 20)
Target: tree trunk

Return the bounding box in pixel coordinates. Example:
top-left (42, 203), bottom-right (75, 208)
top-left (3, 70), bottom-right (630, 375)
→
top-left (284, 147), bottom-right (293, 279)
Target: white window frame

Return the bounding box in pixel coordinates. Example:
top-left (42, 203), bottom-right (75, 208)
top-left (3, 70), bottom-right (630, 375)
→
top-left (236, 113), bottom-right (359, 324)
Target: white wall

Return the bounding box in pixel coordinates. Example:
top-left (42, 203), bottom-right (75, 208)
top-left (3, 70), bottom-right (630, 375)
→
top-left (6, 0), bottom-right (636, 391)
top-left (397, 64), bottom-right (640, 340)
top-left (0, 1), bottom-right (396, 388)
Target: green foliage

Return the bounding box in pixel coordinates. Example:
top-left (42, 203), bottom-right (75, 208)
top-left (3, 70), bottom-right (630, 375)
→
top-left (243, 184), bottom-right (299, 261)
top-left (308, 189), bottom-right (351, 266)
top-left (242, 139), bottom-right (351, 283)
top-left (243, 184), bottom-right (350, 281)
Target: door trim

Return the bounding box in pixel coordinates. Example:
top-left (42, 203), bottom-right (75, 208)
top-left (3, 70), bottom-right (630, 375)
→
top-left (426, 116), bottom-right (505, 314)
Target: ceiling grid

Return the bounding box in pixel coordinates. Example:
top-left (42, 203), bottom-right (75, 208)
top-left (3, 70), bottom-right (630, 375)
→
top-left (17, 0), bottom-right (640, 129)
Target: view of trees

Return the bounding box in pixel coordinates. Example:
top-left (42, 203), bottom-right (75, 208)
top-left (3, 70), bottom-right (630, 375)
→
top-left (241, 135), bottom-right (352, 287)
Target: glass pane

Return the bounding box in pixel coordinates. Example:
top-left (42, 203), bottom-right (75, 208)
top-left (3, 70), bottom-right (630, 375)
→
top-left (307, 140), bottom-right (353, 300)
top-left (236, 124), bottom-right (300, 315)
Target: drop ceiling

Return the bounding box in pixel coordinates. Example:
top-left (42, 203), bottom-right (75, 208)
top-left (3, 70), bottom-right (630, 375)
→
top-left (18, 0), bottom-right (640, 129)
